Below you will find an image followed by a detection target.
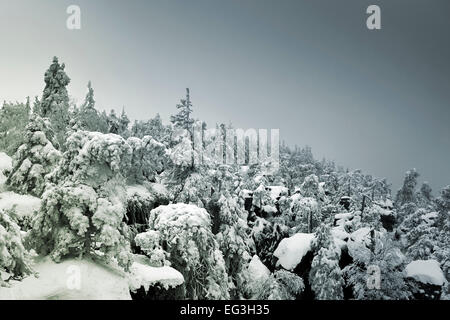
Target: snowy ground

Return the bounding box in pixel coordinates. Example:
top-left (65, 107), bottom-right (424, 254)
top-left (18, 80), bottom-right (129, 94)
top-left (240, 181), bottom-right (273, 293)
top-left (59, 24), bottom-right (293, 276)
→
top-left (0, 256), bottom-right (131, 300)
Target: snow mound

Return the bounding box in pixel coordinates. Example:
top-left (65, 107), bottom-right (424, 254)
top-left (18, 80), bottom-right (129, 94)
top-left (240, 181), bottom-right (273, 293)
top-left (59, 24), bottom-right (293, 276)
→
top-left (405, 260), bottom-right (446, 286)
top-left (0, 191), bottom-right (41, 218)
top-left (273, 233), bottom-right (315, 271)
top-left (0, 257), bottom-right (131, 300)
top-left (150, 203), bottom-right (211, 229)
top-left (262, 205), bottom-right (277, 214)
top-left (129, 261), bottom-right (184, 292)
top-left (247, 255), bottom-right (270, 283)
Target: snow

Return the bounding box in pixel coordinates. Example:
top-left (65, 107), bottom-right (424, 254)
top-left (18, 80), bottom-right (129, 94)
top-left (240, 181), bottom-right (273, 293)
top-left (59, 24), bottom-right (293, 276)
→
top-left (0, 152), bottom-right (12, 172)
top-left (349, 227), bottom-right (372, 246)
top-left (331, 226), bottom-right (350, 241)
top-left (267, 186), bottom-right (288, 201)
top-left (377, 199), bottom-right (394, 209)
top-left (262, 205), bottom-right (277, 214)
top-left (405, 260), bottom-right (446, 286)
top-left (421, 212), bottom-right (438, 224)
top-left (378, 207), bottom-right (394, 216)
top-left (129, 257), bottom-right (184, 292)
top-left (346, 227), bottom-right (376, 263)
top-left (242, 189), bottom-right (253, 198)
top-left (273, 233), bottom-right (315, 271)
top-left (334, 212), bottom-right (353, 220)
top-left (247, 255), bottom-right (270, 283)
top-left (149, 183), bottom-right (168, 197)
top-left (0, 257), bottom-right (131, 300)
top-left (0, 191), bottom-right (41, 218)
top-left (126, 184), bottom-right (153, 199)
top-left (150, 203), bottom-right (211, 229)
top-left (0, 152), bottom-right (12, 191)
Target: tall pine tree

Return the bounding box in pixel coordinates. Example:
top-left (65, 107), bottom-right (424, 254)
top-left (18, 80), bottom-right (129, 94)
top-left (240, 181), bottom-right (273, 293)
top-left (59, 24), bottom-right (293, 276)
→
top-left (38, 56), bottom-right (71, 150)
top-left (171, 88), bottom-right (194, 133)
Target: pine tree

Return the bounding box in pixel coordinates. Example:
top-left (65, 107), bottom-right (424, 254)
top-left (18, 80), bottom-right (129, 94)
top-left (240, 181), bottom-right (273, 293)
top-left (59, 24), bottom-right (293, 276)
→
top-left (28, 130), bottom-right (133, 269)
top-left (39, 57), bottom-right (71, 150)
top-left (0, 209), bottom-right (33, 287)
top-left (309, 224), bottom-right (344, 299)
top-left (396, 169), bottom-right (420, 207)
top-left (6, 114), bottom-right (61, 197)
top-left (170, 88), bottom-right (194, 133)
top-left (215, 192), bottom-right (255, 299)
top-left (253, 269), bottom-right (304, 300)
top-left (119, 108), bottom-right (130, 138)
top-left (136, 203), bottom-right (230, 299)
top-left (0, 100), bottom-right (30, 156)
top-left (107, 110), bottom-right (120, 134)
top-left (75, 81), bottom-right (106, 133)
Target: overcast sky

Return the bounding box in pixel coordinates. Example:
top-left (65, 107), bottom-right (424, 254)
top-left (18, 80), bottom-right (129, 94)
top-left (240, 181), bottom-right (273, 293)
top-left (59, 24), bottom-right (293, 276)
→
top-left (0, 0), bottom-right (449, 192)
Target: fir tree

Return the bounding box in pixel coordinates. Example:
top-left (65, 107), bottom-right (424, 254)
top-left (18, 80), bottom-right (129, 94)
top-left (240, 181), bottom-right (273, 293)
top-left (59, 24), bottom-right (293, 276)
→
top-left (74, 81), bottom-right (108, 133)
top-left (6, 114), bottom-right (61, 197)
top-left (39, 57), bottom-right (71, 150)
top-left (0, 209), bottom-right (33, 287)
top-left (309, 224), bottom-right (344, 300)
top-left (170, 88), bottom-right (194, 133)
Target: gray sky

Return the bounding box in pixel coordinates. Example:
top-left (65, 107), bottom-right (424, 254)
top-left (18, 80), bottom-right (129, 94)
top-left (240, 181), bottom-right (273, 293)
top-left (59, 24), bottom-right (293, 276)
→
top-left (1, 0), bottom-right (449, 192)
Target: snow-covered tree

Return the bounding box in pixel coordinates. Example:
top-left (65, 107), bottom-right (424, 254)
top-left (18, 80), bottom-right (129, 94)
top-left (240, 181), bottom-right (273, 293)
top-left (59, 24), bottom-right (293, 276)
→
top-left (38, 57), bottom-right (71, 150)
top-left (170, 88), bottom-right (194, 133)
top-left (106, 110), bottom-right (120, 135)
top-left (289, 193), bottom-right (321, 233)
top-left (74, 82), bottom-right (108, 133)
top-left (396, 169), bottom-right (420, 208)
top-left (309, 224), bottom-right (344, 299)
top-left (130, 114), bottom-right (172, 145)
top-left (137, 203), bottom-right (230, 299)
top-left (119, 108), bottom-right (130, 138)
top-left (0, 209), bottom-right (33, 287)
top-left (126, 136), bottom-right (167, 184)
top-left (343, 231), bottom-right (410, 299)
top-left (0, 100), bottom-right (30, 156)
top-left (418, 182), bottom-right (433, 206)
top-left (432, 186), bottom-right (450, 287)
top-left (6, 114), bottom-right (61, 197)
top-left (300, 174), bottom-right (321, 198)
top-left (215, 193), bottom-right (255, 298)
top-left (251, 217), bottom-right (289, 268)
top-left (164, 128), bottom-right (205, 204)
top-left (253, 269), bottom-right (304, 300)
top-left (28, 131), bottom-right (133, 269)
